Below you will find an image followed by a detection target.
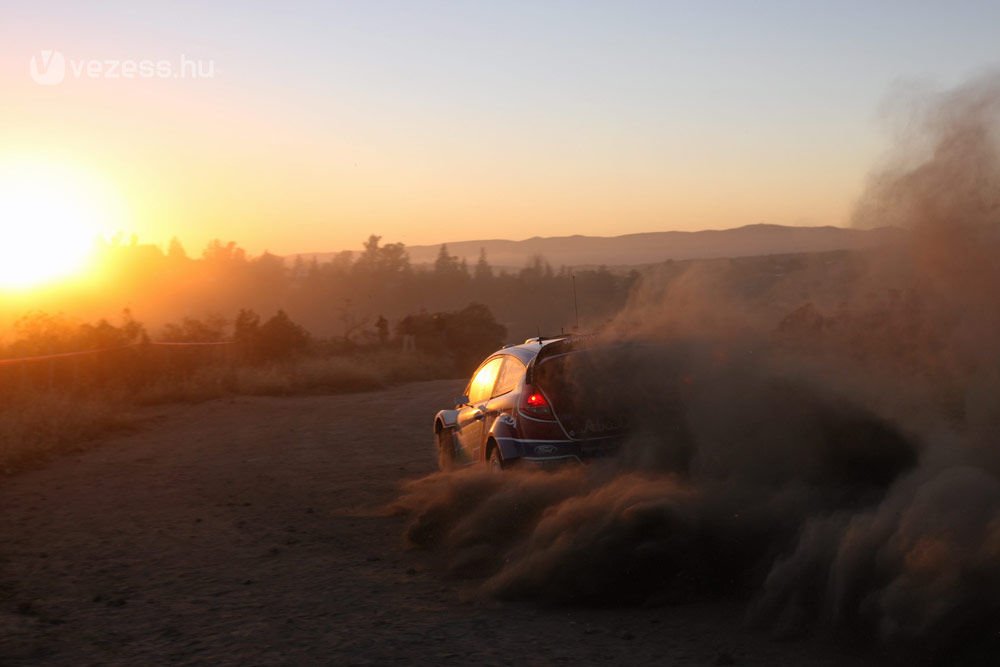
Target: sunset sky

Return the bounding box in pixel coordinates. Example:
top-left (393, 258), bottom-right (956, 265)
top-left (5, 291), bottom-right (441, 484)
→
top-left (1, 1), bottom-right (999, 258)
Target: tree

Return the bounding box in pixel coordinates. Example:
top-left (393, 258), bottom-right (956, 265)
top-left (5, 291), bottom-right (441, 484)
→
top-left (520, 254), bottom-right (552, 282)
top-left (290, 255), bottom-right (306, 282)
top-left (354, 235), bottom-right (410, 277)
top-left (328, 251), bottom-right (353, 274)
top-left (250, 251), bottom-right (287, 285)
top-left (161, 314), bottom-right (228, 343)
top-left (202, 239), bottom-right (247, 264)
top-left (445, 303), bottom-right (507, 365)
top-left (234, 309), bottom-right (261, 341)
top-left (337, 298), bottom-right (370, 343)
top-left (234, 309), bottom-right (309, 361)
top-left (396, 302), bottom-right (507, 372)
top-left (233, 308), bottom-right (262, 360)
top-left (167, 237), bottom-right (188, 261)
top-left (256, 310), bottom-right (310, 360)
top-left (474, 248), bottom-right (493, 282)
top-left (357, 234), bottom-right (382, 271)
top-left (378, 242), bottom-right (410, 275)
top-left (434, 244), bottom-right (461, 274)
top-left (307, 256), bottom-right (322, 278)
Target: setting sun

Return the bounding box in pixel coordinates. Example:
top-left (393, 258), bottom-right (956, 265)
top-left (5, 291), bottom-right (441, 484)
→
top-left (0, 160), bottom-right (124, 289)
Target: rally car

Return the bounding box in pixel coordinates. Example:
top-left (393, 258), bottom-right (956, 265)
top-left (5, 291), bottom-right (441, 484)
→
top-left (433, 335), bottom-right (626, 470)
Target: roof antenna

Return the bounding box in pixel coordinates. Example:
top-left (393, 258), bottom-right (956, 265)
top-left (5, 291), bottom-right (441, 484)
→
top-left (572, 273), bottom-right (580, 332)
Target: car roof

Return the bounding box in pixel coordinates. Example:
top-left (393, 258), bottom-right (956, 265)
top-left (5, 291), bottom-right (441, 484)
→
top-left (491, 336), bottom-right (569, 365)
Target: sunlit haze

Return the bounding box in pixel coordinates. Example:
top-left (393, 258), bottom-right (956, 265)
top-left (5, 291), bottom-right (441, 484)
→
top-left (1, 1), bottom-right (999, 260)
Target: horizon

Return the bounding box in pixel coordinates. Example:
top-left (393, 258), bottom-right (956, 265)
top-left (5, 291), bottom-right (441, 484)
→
top-left (285, 220), bottom-right (896, 260)
top-left (95, 220), bottom-right (893, 263)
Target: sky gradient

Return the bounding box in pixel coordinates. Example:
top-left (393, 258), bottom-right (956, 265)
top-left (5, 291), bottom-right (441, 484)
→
top-left (2, 0), bottom-right (999, 256)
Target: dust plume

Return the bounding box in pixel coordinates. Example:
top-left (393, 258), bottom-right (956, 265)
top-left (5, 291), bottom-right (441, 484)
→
top-left (394, 71), bottom-right (1000, 662)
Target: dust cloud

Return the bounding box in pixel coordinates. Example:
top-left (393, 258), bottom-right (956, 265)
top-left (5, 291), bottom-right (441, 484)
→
top-left (393, 72), bottom-right (1000, 662)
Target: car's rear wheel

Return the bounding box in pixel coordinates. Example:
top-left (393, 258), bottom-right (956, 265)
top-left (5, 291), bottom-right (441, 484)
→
top-left (437, 427), bottom-right (457, 470)
top-left (488, 445), bottom-right (504, 473)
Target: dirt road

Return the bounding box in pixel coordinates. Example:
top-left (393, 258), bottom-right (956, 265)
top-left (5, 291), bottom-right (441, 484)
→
top-left (0, 381), bottom-right (876, 665)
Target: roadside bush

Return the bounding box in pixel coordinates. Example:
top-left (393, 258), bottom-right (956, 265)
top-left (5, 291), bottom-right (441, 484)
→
top-left (160, 314), bottom-right (229, 343)
top-left (4, 310), bottom-right (147, 358)
top-left (234, 309), bottom-right (310, 362)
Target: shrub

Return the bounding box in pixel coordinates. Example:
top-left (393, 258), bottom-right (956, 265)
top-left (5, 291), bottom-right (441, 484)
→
top-left (160, 314), bottom-right (229, 343)
top-left (234, 309), bottom-right (310, 362)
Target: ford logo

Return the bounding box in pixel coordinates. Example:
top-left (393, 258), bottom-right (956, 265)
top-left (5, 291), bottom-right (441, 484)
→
top-left (534, 444), bottom-right (558, 456)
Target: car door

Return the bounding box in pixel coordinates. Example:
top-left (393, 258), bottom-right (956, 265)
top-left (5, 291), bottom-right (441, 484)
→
top-left (477, 356), bottom-right (528, 460)
top-left (454, 356), bottom-right (503, 462)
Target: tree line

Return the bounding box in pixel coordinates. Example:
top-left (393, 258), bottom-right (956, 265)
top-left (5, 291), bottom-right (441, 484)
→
top-left (6, 234), bottom-right (638, 346)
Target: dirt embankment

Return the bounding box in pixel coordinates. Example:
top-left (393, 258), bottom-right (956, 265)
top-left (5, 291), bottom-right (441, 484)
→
top-left (1, 381), bottom-right (874, 666)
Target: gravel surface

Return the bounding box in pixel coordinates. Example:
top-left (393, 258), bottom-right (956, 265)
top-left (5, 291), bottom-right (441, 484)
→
top-left (0, 380), bottom-right (880, 665)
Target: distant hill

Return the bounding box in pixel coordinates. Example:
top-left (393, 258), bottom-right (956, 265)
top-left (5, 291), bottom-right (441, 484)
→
top-left (295, 224), bottom-right (902, 270)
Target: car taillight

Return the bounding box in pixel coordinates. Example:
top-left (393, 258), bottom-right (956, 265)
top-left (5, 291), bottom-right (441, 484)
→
top-left (520, 385), bottom-right (555, 419)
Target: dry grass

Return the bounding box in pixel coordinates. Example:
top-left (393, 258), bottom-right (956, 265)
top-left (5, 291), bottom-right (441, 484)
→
top-left (136, 350), bottom-right (452, 404)
top-left (0, 350), bottom-right (456, 472)
top-left (0, 391), bottom-right (133, 473)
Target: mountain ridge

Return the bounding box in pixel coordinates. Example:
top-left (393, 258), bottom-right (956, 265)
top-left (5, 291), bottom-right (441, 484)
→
top-left (293, 224), bottom-right (902, 269)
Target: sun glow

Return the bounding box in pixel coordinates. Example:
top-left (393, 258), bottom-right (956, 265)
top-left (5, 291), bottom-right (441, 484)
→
top-left (0, 160), bottom-right (126, 290)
